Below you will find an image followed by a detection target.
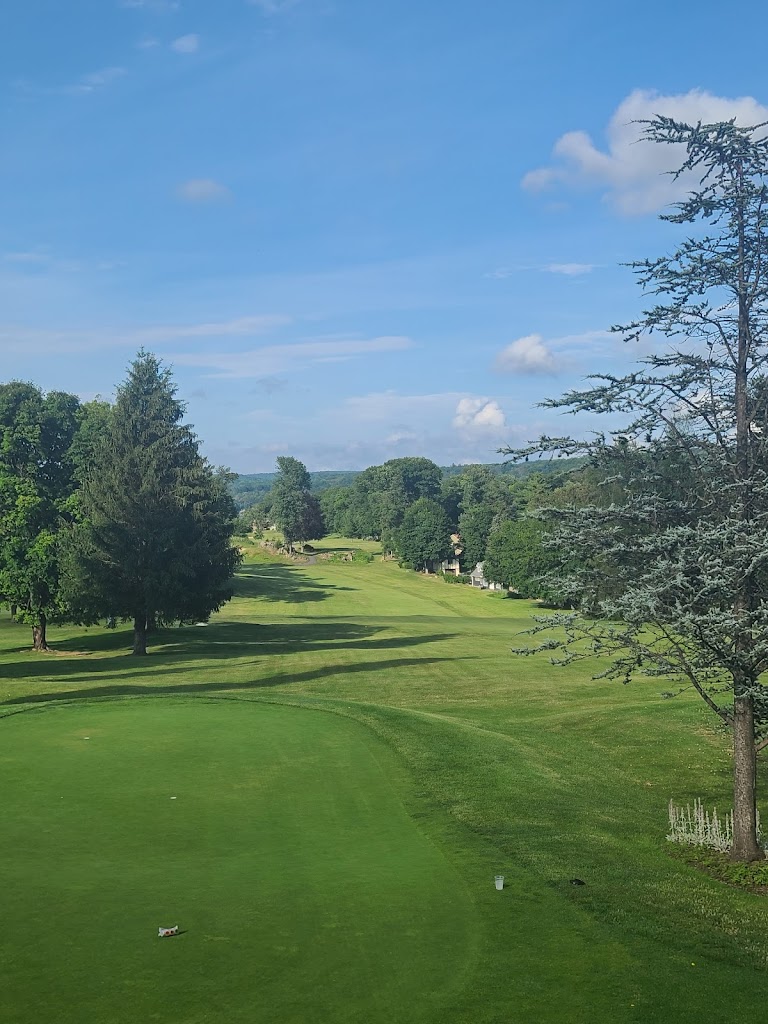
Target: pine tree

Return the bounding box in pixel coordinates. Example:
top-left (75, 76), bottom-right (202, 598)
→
top-left (505, 116), bottom-right (768, 861)
top-left (63, 351), bottom-right (240, 655)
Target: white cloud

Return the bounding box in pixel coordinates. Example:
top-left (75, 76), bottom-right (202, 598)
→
top-left (494, 334), bottom-right (556, 374)
top-left (177, 178), bottom-right (231, 203)
top-left (137, 36), bottom-right (160, 49)
top-left (522, 89), bottom-right (768, 215)
top-left (171, 33), bottom-right (199, 53)
top-left (453, 397), bottom-right (507, 435)
top-left (544, 263), bottom-right (594, 276)
top-left (173, 335), bottom-right (413, 377)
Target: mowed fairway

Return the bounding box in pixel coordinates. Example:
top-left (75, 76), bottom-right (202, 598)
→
top-left (3, 541), bottom-right (768, 1022)
top-left (0, 701), bottom-right (477, 1024)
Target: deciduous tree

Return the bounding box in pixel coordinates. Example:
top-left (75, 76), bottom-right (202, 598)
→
top-left (0, 382), bottom-right (81, 649)
top-left (271, 456), bottom-right (324, 551)
top-left (394, 497), bottom-right (451, 571)
top-left (483, 518), bottom-right (561, 599)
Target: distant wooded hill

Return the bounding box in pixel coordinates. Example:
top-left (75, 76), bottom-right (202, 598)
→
top-left (229, 459), bottom-right (585, 510)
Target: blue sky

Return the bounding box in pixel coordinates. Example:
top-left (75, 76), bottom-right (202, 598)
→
top-left (2, 0), bottom-right (767, 472)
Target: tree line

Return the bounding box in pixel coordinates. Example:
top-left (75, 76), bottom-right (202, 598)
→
top-left (242, 450), bottom-right (597, 594)
top-left (0, 351), bottom-right (239, 655)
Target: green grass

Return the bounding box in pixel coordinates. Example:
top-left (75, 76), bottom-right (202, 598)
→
top-left (0, 701), bottom-right (477, 1024)
top-left (2, 545), bottom-right (768, 1022)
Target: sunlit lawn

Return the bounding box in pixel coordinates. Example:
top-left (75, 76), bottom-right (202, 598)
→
top-left (2, 543), bottom-right (768, 1022)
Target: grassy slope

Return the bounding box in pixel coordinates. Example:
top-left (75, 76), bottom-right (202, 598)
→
top-left (2, 538), bottom-right (768, 1022)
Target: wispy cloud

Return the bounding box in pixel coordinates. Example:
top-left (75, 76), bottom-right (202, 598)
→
top-left (544, 263), bottom-right (594, 276)
top-left (120, 0), bottom-right (180, 11)
top-left (140, 314), bottom-right (291, 343)
top-left (3, 250), bottom-right (50, 265)
top-left (174, 335), bottom-right (413, 377)
top-left (523, 88), bottom-right (768, 215)
top-left (79, 67), bottom-right (127, 91)
top-left (251, 376), bottom-right (289, 395)
top-left (343, 390), bottom-right (465, 422)
top-left (486, 262), bottom-right (595, 279)
top-left (171, 33), bottom-right (199, 53)
top-left (0, 314), bottom-right (290, 355)
top-left (13, 67), bottom-right (131, 97)
top-left (248, 0), bottom-right (301, 13)
top-left (177, 178), bottom-right (231, 203)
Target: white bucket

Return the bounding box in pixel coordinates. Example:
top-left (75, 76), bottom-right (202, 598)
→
top-left (494, 875), bottom-right (504, 890)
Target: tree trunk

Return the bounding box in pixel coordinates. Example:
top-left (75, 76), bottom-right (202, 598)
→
top-left (132, 615), bottom-right (148, 656)
top-left (10, 603), bottom-right (17, 620)
top-left (32, 613), bottom-right (48, 652)
top-left (731, 693), bottom-right (763, 861)
top-left (146, 613), bottom-right (157, 634)
top-left (730, 175), bottom-right (763, 863)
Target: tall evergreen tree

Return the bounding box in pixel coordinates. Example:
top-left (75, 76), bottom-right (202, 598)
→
top-left (505, 116), bottom-right (768, 862)
top-left (63, 351), bottom-right (240, 655)
top-left (0, 382), bottom-right (81, 649)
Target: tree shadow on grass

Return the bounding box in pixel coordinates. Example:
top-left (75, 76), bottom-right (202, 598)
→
top-left (1, 655), bottom-right (473, 706)
top-left (0, 622), bottom-right (461, 684)
top-left (49, 620), bottom-right (380, 657)
top-left (233, 564), bottom-right (353, 602)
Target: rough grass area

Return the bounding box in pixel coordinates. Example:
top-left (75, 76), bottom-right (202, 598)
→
top-left (2, 543), bottom-right (768, 1022)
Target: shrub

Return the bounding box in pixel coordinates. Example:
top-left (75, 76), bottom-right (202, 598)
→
top-left (667, 798), bottom-right (762, 853)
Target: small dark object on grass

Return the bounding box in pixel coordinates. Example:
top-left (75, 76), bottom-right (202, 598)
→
top-left (569, 879), bottom-right (586, 886)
